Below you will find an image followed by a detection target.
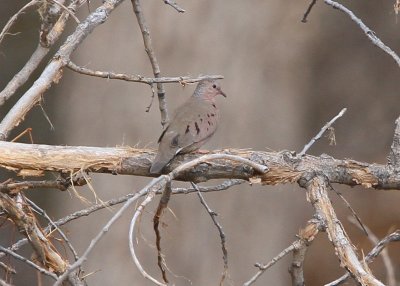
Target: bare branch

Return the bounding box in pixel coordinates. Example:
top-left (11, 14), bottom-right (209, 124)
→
top-left (26, 198), bottom-right (79, 262)
top-left (162, 0), bottom-right (185, 13)
top-left (153, 180), bottom-right (171, 283)
top-left (132, 0), bottom-right (169, 126)
top-left (66, 61), bottom-right (223, 84)
top-left (53, 177), bottom-right (161, 285)
top-left (298, 108), bottom-right (347, 156)
top-left (0, 261), bottom-right (16, 274)
top-left (48, 0), bottom-right (80, 24)
top-left (300, 175), bottom-right (384, 285)
top-left (192, 182), bottom-right (228, 286)
top-left (327, 218), bottom-right (398, 286)
top-left (0, 245), bottom-right (58, 280)
top-left (348, 217), bottom-right (396, 286)
top-left (0, 0), bottom-right (125, 140)
top-left (129, 186), bottom-right (166, 286)
top-left (244, 219), bottom-right (320, 286)
top-left (301, 0), bottom-right (317, 23)
top-left (3, 141), bottom-right (400, 189)
top-left (0, 0), bottom-right (40, 46)
top-left (324, 0), bottom-right (400, 67)
top-left (0, 278), bottom-right (12, 286)
top-left (389, 116), bottom-right (400, 171)
top-left (0, 0), bottom-right (81, 107)
top-left (0, 192), bottom-right (68, 274)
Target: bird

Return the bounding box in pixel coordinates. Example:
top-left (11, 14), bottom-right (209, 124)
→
top-left (150, 79), bottom-right (226, 174)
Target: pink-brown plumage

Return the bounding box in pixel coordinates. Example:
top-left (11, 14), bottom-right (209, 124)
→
top-left (150, 80), bottom-right (226, 174)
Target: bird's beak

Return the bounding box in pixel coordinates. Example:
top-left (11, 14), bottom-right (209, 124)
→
top-left (219, 88), bottom-right (227, 98)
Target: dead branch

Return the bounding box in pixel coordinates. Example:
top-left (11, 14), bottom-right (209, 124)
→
top-left (66, 61), bottom-right (223, 84)
top-left (0, 0), bottom-right (80, 107)
top-left (298, 108), bottom-right (346, 156)
top-left (348, 216), bottom-right (396, 286)
top-left (192, 182), bottom-right (228, 286)
top-left (244, 219), bottom-right (320, 286)
top-left (1, 141), bottom-right (400, 189)
top-left (300, 175), bottom-right (384, 285)
top-left (0, 245), bottom-right (58, 280)
top-left (132, 0), bottom-right (169, 127)
top-left (0, 0), bottom-right (125, 141)
top-left (0, 192), bottom-right (68, 275)
top-left (301, 0), bottom-right (318, 23)
top-left (389, 116), bottom-right (400, 171)
top-left (324, 0), bottom-right (400, 67)
top-left (162, 0), bottom-right (185, 13)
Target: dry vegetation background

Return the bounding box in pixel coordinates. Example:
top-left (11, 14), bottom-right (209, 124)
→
top-left (1, 0), bottom-right (400, 285)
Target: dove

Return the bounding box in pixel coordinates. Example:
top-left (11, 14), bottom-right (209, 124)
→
top-left (150, 79), bottom-right (226, 174)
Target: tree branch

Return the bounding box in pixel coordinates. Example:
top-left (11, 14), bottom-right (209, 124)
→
top-left (324, 0), bottom-right (400, 67)
top-left (0, 0), bottom-right (125, 141)
top-left (66, 61), bottom-right (223, 84)
top-left (0, 0), bottom-right (80, 107)
top-left (132, 0), bottom-right (169, 127)
top-left (1, 141), bottom-right (400, 189)
top-left (300, 175), bottom-right (384, 285)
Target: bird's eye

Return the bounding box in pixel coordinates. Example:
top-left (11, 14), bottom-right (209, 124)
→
top-left (212, 84), bottom-right (217, 88)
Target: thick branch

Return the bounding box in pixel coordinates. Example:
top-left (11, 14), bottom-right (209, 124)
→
top-left (300, 175), bottom-right (384, 285)
top-left (0, 141), bottom-right (400, 189)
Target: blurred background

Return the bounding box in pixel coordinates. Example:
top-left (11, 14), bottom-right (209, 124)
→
top-left (1, 0), bottom-right (400, 285)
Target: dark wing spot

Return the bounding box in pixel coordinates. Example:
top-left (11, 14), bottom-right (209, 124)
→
top-left (211, 113), bottom-right (215, 117)
top-left (200, 118), bottom-right (203, 122)
top-left (207, 121), bottom-right (211, 126)
top-left (207, 114), bottom-right (210, 118)
top-left (171, 134), bottom-right (179, 147)
top-left (212, 104), bottom-right (216, 109)
top-left (158, 125), bottom-right (169, 143)
top-left (185, 125), bottom-right (190, 134)
top-left (194, 122), bottom-right (200, 134)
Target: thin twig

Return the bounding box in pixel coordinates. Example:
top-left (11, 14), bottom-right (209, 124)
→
top-left (48, 0), bottom-right (80, 23)
top-left (0, 0), bottom-right (80, 107)
top-left (301, 0), bottom-right (317, 23)
top-left (129, 188), bottom-right (166, 286)
top-left (325, 230), bottom-right (400, 286)
top-left (298, 108), bottom-right (347, 156)
top-left (53, 176), bottom-right (167, 285)
top-left (0, 261), bottom-right (16, 274)
top-left (348, 216), bottom-right (396, 286)
top-left (389, 116), bottom-right (400, 171)
top-left (153, 180), bottom-right (172, 283)
top-left (0, 179), bottom-right (244, 263)
top-left (26, 198), bottom-right (79, 261)
top-left (128, 156), bottom-right (266, 285)
top-left (328, 182), bottom-right (368, 236)
top-left (132, 0), bottom-right (169, 126)
top-left (0, 245), bottom-right (58, 280)
top-left (244, 244), bottom-right (295, 286)
top-left (192, 182), bottom-right (228, 286)
top-left (0, 0), bottom-right (125, 140)
top-left (0, 279), bottom-right (12, 286)
top-left (324, 0), bottom-right (400, 67)
top-left (162, 0), bottom-right (185, 12)
top-left (0, 0), bottom-right (40, 46)
top-left (66, 61), bottom-right (223, 84)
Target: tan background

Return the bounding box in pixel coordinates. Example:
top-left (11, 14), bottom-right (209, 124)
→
top-left (1, 0), bottom-right (400, 285)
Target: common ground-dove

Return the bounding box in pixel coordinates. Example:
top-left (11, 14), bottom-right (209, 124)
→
top-left (150, 79), bottom-right (226, 174)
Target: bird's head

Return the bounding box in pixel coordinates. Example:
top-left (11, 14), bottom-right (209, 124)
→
top-left (194, 79), bottom-right (226, 101)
